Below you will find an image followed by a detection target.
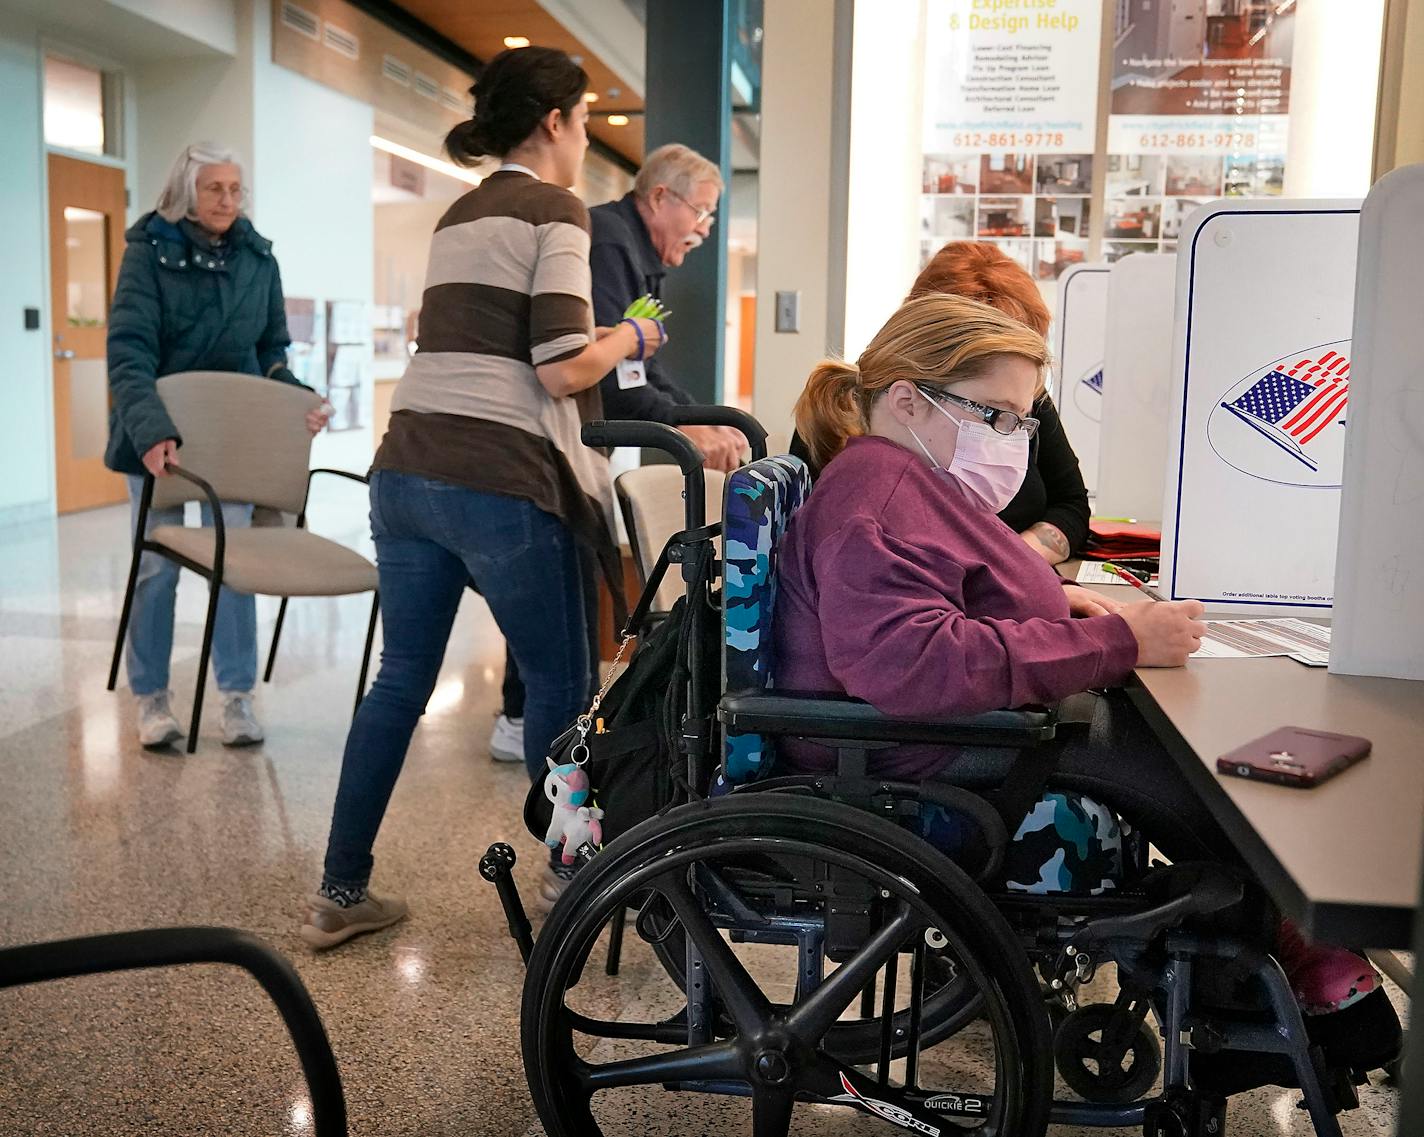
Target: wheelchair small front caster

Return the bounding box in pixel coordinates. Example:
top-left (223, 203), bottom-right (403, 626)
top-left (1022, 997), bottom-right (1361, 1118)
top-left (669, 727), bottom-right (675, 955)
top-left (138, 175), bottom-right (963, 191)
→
top-left (1143, 1088), bottom-right (1226, 1137)
top-left (1055, 1001), bottom-right (1161, 1104)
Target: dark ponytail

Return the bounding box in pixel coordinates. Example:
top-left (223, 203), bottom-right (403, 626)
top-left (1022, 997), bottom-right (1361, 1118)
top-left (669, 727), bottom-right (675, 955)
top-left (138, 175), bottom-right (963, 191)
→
top-left (444, 46), bottom-right (589, 165)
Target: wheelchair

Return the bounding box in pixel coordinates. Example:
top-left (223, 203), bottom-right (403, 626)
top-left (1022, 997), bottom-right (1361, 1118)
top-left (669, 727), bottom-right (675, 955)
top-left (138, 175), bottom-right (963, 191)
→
top-left (483, 412), bottom-right (1393, 1137)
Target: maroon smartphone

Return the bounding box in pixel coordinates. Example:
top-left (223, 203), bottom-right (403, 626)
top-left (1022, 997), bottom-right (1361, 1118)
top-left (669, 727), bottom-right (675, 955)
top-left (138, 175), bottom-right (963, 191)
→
top-left (1216, 727), bottom-right (1371, 788)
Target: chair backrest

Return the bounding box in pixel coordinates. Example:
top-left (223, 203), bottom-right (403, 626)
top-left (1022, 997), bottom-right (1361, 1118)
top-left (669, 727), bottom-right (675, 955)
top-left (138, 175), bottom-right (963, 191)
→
top-left (616, 464), bottom-right (726, 612)
top-left (151, 372), bottom-right (321, 513)
top-left (719, 454), bottom-right (813, 786)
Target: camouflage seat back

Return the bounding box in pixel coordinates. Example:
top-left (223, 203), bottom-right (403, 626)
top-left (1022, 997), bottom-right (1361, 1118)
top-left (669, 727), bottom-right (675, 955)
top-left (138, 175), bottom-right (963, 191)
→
top-left (717, 455), bottom-right (813, 789)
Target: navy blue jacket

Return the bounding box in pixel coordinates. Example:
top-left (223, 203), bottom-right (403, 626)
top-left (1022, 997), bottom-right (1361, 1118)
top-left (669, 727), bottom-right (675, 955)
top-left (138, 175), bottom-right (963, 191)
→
top-left (104, 211), bottom-right (301, 475)
top-left (588, 193), bottom-right (694, 422)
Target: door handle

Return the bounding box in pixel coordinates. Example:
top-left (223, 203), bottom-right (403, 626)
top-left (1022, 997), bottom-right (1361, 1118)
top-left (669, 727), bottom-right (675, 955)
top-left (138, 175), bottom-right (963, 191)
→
top-left (55, 349), bottom-right (75, 360)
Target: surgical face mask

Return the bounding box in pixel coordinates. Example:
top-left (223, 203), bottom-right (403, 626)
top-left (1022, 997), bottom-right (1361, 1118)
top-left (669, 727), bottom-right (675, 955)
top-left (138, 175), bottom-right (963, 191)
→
top-left (906, 388), bottom-right (1030, 512)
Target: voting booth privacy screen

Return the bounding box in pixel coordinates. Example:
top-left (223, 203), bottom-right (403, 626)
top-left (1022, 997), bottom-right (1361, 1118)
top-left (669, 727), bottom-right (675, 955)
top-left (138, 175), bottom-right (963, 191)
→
top-left (1054, 264), bottom-right (1108, 496)
top-left (1331, 167), bottom-right (1424, 681)
top-left (1161, 200), bottom-right (1361, 616)
top-left (1096, 253), bottom-right (1176, 521)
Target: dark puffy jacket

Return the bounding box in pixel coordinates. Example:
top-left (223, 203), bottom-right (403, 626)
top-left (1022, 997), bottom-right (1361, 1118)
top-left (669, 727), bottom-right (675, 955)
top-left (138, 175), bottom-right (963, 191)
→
top-left (104, 211), bottom-right (303, 475)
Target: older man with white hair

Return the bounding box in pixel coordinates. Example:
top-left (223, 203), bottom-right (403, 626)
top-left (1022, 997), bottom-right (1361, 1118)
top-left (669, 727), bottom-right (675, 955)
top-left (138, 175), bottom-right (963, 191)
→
top-left (589, 143), bottom-right (743, 470)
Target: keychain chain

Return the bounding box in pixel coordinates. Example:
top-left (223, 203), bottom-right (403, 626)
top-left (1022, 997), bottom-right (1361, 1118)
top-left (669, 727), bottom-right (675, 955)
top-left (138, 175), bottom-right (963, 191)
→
top-left (570, 631), bottom-right (635, 766)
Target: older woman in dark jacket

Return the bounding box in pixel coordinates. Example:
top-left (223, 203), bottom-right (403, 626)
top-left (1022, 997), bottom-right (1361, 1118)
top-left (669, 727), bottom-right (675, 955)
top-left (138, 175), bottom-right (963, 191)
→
top-left (106, 142), bottom-right (328, 750)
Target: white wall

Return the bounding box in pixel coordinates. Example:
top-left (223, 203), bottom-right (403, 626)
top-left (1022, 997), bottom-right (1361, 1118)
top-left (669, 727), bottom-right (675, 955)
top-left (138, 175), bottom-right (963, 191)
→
top-left (842, 0), bottom-right (925, 359)
top-left (132, 24), bottom-right (254, 218)
top-left (109, 0), bottom-right (237, 56)
top-left (248, 0), bottom-right (373, 466)
top-left (0, 9), bottom-right (56, 519)
top-left (752, 0), bottom-right (841, 452)
top-left (1283, 0), bottom-right (1386, 198)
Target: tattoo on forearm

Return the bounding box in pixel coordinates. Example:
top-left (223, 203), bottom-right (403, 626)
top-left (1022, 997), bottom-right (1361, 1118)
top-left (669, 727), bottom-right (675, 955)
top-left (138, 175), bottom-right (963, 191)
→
top-left (1029, 522), bottom-right (1070, 559)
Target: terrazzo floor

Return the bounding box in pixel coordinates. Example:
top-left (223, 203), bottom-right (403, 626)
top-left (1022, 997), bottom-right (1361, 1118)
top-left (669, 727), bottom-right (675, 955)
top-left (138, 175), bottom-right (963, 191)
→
top-left (0, 478), bottom-right (1407, 1136)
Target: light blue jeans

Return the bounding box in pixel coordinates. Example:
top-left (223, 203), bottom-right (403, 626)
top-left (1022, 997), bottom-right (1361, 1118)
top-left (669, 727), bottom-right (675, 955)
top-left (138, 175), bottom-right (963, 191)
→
top-left (124, 475), bottom-right (258, 696)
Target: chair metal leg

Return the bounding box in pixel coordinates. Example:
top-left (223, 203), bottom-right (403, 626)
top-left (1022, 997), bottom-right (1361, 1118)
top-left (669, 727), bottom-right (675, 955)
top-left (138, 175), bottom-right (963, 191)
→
top-left (188, 577), bottom-right (222, 753)
top-left (1367, 949), bottom-right (1414, 993)
top-left (108, 544), bottom-right (144, 692)
top-left (605, 907), bottom-right (626, 976)
top-left (263, 597), bottom-right (290, 683)
top-left (354, 592), bottom-right (379, 715)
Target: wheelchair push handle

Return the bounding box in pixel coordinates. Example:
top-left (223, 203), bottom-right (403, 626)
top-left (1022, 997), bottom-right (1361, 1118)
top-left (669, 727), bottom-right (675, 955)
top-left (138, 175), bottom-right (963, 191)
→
top-left (583, 420), bottom-right (707, 537)
top-left (665, 405), bottom-right (769, 461)
top-left (581, 420), bottom-right (704, 474)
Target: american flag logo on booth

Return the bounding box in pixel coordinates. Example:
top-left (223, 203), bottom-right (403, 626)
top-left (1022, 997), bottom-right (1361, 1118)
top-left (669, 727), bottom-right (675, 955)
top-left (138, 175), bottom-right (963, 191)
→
top-left (1073, 363), bottom-right (1104, 423)
top-left (1217, 350), bottom-right (1350, 474)
top-left (1206, 342), bottom-right (1351, 488)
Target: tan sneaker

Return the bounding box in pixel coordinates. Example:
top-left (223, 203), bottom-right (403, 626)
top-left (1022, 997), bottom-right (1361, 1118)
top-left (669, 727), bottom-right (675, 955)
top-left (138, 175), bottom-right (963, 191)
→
top-left (300, 891), bottom-right (408, 950)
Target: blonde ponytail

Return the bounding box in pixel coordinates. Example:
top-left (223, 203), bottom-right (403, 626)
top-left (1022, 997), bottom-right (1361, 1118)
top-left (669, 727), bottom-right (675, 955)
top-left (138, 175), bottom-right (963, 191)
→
top-left (792, 293), bottom-right (1050, 473)
top-left (794, 359), bottom-right (864, 473)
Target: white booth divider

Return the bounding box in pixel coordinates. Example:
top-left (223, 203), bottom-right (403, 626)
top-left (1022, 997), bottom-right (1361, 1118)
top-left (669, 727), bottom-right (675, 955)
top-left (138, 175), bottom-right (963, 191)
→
top-left (1331, 167), bottom-right (1424, 680)
top-left (1159, 199), bottom-right (1361, 615)
top-left (1095, 253), bottom-right (1176, 521)
top-left (1054, 264), bottom-right (1109, 496)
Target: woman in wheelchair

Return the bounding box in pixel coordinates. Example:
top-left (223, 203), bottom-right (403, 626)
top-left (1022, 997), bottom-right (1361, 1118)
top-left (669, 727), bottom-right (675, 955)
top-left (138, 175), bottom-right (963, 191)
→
top-left (778, 293), bottom-right (1399, 1087)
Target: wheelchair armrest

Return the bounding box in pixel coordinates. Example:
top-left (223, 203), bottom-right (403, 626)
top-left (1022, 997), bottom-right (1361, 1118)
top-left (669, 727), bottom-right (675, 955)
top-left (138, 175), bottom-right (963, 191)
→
top-left (718, 692), bottom-right (1058, 747)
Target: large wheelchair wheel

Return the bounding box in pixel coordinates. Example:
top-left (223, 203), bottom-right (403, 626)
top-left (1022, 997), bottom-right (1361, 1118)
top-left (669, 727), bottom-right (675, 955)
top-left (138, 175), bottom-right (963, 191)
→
top-left (521, 794), bottom-right (1053, 1137)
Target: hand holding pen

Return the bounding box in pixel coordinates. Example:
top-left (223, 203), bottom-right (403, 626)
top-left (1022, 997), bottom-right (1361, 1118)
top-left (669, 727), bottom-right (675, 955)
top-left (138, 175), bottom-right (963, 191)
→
top-left (1101, 562), bottom-right (1207, 665)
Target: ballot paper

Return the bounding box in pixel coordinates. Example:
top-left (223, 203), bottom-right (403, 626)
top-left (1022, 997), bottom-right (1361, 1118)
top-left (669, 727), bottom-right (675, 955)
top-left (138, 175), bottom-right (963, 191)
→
top-left (1193, 618), bottom-right (1331, 666)
top-left (1075, 562), bottom-right (1159, 587)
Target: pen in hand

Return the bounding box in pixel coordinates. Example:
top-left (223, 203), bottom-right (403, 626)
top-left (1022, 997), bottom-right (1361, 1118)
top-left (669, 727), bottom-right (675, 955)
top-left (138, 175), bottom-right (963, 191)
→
top-left (1102, 562), bottom-right (1167, 601)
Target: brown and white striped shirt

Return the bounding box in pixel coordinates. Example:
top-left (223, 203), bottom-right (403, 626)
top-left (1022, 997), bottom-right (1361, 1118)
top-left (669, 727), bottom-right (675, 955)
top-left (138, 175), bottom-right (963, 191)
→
top-left (373, 169), bottom-right (616, 570)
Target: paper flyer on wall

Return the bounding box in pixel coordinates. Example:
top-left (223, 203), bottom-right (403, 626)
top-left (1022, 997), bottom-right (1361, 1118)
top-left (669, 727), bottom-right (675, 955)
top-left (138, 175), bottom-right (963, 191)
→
top-left (1101, 2), bottom-right (1295, 263)
top-left (920, 0), bottom-right (1102, 282)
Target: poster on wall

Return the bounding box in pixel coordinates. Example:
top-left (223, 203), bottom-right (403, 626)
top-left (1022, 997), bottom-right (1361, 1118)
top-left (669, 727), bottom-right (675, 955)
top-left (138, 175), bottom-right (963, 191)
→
top-left (1161, 201), bottom-right (1361, 616)
top-left (921, 0), bottom-right (1103, 281)
top-left (1103, 0), bottom-right (1295, 261)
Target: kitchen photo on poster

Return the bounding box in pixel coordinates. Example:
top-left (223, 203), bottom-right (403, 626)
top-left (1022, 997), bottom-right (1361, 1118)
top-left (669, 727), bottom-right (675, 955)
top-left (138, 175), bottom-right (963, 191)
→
top-left (1107, 0), bottom-right (1294, 163)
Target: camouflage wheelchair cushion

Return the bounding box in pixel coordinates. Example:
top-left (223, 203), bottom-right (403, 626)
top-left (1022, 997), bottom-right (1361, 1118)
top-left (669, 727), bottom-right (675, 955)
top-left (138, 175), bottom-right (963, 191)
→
top-left (919, 791), bottom-right (1125, 895)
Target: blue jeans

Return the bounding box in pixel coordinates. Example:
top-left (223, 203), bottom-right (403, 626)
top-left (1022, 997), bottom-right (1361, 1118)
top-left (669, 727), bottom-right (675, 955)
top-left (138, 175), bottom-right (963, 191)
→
top-left (321, 471), bottom-right (590, 889)
top-left (125, 475), bottom-right (257, 696)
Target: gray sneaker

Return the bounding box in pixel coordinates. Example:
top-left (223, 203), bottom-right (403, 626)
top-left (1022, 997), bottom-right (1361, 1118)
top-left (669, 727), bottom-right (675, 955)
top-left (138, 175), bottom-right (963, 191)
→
top-left (136, 690), bottom-right (183, 749)
top-left (220, 691), bottom-right (264, 747)
top-left (300, 891), bottom-right (409, 950)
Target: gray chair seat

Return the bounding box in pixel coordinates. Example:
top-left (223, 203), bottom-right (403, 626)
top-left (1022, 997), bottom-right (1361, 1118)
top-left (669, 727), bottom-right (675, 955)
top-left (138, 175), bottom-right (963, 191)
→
top-left (150, 525), bottom-right (377, 597)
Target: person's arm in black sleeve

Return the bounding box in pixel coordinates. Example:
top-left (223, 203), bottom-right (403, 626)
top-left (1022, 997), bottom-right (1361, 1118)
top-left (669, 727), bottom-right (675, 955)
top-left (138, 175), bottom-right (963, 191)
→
top-left (1026, 394), bottom-right (1091, 557)
top-left (590, 239), bottom-right (685, 422)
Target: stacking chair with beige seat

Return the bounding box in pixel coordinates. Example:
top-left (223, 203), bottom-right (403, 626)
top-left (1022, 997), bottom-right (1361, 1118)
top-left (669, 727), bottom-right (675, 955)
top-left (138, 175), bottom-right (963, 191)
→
top-left (616, 464), bottom-right (726, 615)
top-left (106, 371), bottom-right (379, 752)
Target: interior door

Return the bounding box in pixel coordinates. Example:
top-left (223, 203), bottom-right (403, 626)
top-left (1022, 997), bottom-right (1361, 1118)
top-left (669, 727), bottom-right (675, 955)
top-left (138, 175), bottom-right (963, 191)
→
top-left (48, 152), bottom-right (126, 513)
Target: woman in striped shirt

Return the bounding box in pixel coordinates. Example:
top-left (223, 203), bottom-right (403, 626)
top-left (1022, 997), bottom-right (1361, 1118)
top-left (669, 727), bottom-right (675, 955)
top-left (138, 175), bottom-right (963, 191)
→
top-left (303, 47), bottom-right (663, 949)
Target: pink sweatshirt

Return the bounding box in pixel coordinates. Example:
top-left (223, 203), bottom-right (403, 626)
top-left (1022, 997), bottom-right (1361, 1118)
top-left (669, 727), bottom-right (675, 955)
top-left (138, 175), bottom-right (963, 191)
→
top-left (773, 436), bottom-right (1138, 777)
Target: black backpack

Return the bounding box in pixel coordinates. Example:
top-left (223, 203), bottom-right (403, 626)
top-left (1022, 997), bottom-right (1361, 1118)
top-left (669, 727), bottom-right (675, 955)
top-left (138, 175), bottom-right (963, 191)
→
top-left (523, 590), bottom-right (720, 849)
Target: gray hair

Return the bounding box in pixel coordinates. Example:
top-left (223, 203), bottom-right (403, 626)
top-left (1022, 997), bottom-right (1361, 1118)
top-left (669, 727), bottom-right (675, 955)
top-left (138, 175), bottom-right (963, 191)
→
top-left (634, 143), bottom-right (723, 202)
top-left (155, 142), bottom-right (248, 223)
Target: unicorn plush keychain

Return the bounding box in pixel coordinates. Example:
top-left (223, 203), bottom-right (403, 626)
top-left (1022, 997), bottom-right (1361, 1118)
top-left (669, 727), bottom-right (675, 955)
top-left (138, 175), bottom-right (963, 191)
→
top-left (543, 756), bottom-right (604, 866)
top-left (541, 630), bottom-right (636, 864)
